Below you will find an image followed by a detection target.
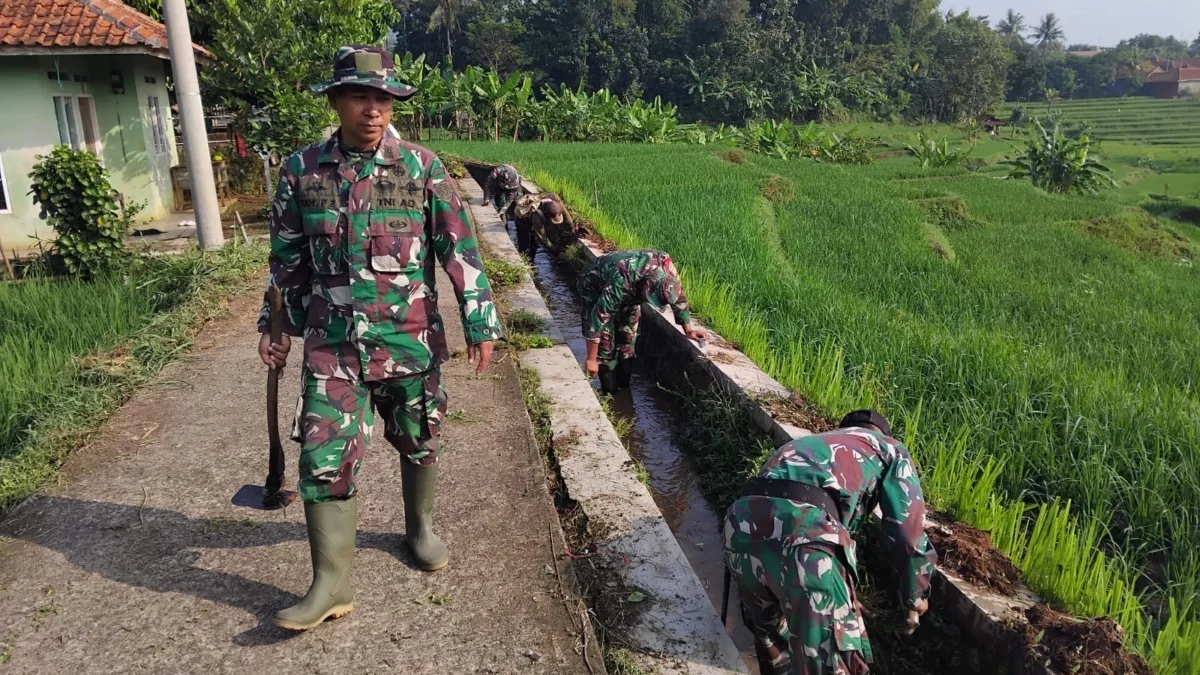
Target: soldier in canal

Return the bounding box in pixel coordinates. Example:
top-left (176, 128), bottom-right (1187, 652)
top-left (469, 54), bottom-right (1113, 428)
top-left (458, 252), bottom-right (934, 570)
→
top-left (723, 410), bottom-right (938, 675)
top-left (577, 249), bottom-right (706, 394)
top-left (482, 163), bottom-right (522, 213)
top-left (509, 191), bottom-right (567, 260)
top-left (256, 45), bottom-right (502, 631)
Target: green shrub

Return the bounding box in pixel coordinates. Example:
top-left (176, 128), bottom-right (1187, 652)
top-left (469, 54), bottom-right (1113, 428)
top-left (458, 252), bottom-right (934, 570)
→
top-left (28, 146), bottom-right (142, 278)
top-left (1004, 120), bottom-right (1116, 195)
top-left (906, 133), bottom-right (970, 168)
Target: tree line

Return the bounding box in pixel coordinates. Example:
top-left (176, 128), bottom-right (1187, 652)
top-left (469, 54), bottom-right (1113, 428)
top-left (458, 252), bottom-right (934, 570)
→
top-left (122, 0), bottom-right (1198, 151)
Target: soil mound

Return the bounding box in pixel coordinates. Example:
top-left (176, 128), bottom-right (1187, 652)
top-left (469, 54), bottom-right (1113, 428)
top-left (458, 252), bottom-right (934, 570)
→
top-left (1018, 604), bottom-right (1152, 675)
top-left (926, 518), bottom-right (1021, 595)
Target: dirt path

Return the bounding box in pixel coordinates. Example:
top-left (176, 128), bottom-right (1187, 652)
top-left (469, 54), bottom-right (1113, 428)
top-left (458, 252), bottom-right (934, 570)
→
top-left (0, 269), bottom-right (595, 674)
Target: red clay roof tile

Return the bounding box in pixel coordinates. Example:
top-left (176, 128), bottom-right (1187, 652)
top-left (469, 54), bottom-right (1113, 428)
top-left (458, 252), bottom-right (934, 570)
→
top-left (0, 0), bottom-right (210, 57)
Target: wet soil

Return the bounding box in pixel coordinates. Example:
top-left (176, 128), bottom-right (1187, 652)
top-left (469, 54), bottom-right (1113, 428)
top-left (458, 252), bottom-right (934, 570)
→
top-left (754, 393), bottom-right (837, 433)
top-left (926, 516), bottom-right (1021, 596)
top-left (1017, 604), bottom-right (1152, 675)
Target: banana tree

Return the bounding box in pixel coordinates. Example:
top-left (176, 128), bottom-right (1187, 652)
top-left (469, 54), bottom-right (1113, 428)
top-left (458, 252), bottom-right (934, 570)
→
top-left (449, 66), bottom-right (481, 140)
top-left (510, 75), bottom-right (534, 142)
top-left (474, 69), bottom-right (522, 141)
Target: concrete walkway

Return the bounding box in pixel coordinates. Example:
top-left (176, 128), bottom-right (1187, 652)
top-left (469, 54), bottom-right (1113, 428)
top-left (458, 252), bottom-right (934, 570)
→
top-left (0, 268), bottom-right (596, 671)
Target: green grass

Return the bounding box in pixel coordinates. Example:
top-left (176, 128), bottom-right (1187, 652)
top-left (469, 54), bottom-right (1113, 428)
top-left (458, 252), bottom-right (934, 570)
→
top-left (432, 138), bottom-right (1200, 671)
top-left (0, 243), bottom-right (267, 513)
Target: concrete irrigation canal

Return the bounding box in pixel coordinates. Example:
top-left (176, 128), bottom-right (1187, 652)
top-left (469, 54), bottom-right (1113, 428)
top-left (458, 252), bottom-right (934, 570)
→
top-left (460, 162), bottom-right (1143, 675)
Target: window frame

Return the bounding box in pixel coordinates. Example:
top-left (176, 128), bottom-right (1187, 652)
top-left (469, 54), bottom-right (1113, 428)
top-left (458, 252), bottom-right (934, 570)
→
top-left (51, 93), bottom-right (103, 159)
top-left (147, 95), bottom-right (168, 156)
top-left (0, 152), bottom-right (11, 215)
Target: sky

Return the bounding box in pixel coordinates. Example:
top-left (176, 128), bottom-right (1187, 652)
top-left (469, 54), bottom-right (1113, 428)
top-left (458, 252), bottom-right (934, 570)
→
top-left (943, 0), bottom-right (1199, 47)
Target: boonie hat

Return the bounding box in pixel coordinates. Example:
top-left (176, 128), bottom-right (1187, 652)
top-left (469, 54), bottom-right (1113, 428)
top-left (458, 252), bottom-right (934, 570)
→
top-left (311, 45), bottom-right (416, 100)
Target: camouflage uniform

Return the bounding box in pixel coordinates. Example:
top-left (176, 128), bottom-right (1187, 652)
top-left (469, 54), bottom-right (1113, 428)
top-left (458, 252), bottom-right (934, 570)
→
top-left (577, 250), bottom-right (691, 371)
top-left (723, 428), bottom-right (937, 675)
top-left (484, 164), bottom-right (521, 213)
top-left (260, 131), bottom-right (501, 504)
top-left (509, 192), bottom-right (565, 259)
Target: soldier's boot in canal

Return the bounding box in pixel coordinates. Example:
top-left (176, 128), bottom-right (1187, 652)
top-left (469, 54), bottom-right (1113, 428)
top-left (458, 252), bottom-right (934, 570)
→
top-left (615, 358), bottom-right (633, 391)
top-left (273, 497), bottom-right (357, 630)
top-left (402, 461), bottom-right (449, 571)
top-left (598, 365), bottom-right (619, 395)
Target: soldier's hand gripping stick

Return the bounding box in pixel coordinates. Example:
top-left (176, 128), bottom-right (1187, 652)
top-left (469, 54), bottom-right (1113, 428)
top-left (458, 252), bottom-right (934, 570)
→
top-left (263, 285), bottom-right (295, 510)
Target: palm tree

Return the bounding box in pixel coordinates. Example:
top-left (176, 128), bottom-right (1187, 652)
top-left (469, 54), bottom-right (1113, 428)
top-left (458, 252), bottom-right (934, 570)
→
top-left (427, 0), bottom-right (474, 64)
top-left (996, 9), bottom-right (1026, 40)
top-left (1032, 13), bottom-right (1065, 48)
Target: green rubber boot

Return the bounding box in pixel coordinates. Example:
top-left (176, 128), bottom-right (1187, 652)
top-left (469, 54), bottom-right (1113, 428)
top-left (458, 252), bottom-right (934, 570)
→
top-left (273, 498), bottom-right (357, 631)
top-left (401, 461), bottom-right (449, 571)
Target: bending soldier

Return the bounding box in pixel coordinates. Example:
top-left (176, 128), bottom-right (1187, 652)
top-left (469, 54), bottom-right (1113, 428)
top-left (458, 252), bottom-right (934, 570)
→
top-left (509, 192), bottom-right (566, 259)
top-left (723, 411), bottom-right (937, 675)
top-left (257, 45), bottom-right (501, 631)
top-left (577, 249), bottom-right (705, 394)
top-left (482, 163), bottom-right (521, 213)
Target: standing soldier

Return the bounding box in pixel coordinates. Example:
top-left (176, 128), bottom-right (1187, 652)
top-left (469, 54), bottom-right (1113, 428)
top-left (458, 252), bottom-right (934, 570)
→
top-left (723, 411), bottom-right (937, 675)
top-left (257, 45), bottom-right (502, 631)
top-left (482, 163), bottom-right (521, 213)
top-left (509, 191), bottom-right (566, 260)
top-left (577, 249), bottom-right (705, 394)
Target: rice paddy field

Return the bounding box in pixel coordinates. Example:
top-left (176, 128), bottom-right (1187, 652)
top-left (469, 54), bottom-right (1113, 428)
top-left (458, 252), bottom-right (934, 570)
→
top-left (434, 138), bottom-right (1200, 670)
top-left (1001, 96), bottom-right (1200, 146)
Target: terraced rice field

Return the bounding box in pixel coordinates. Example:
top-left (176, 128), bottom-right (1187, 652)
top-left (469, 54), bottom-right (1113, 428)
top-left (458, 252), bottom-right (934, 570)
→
top-left (435, 139), bottom-right (1200, 671)
top-left (1002, 96), bottom-right (1200, 145)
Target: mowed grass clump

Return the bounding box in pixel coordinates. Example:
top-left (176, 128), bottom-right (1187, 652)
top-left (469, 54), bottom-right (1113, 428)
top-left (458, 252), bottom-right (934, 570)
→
top-left (0, 243), bottom-right (266, 512)
top-left (431, 140), bottom-right (1200, 652)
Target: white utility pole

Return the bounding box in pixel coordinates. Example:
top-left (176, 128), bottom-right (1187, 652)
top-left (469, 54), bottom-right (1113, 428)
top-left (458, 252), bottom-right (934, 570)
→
top-left (161, 0), bottom-right (223, 249)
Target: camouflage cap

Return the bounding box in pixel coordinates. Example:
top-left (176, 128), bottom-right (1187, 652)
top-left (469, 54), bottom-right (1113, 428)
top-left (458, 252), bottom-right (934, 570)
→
top-left (311, 45), bottom-right (416, 100)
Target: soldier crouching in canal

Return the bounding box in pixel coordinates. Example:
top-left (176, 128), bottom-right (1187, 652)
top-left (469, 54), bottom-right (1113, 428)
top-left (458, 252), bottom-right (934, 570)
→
top-left (509, 191), bottom-right (567, 260)
top-left (723, 410), bottom-right (937, 675)
top-left (577, 249), bottom-right (706, 394)
top-left (482, 163), bottom-right (522, 213)
top-left (256, 45), bottom-right (502, 631)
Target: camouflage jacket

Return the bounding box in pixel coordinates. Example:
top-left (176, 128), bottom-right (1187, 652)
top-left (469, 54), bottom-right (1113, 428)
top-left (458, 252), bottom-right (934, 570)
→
top-left (577, 250), bottom-right (691, 339)
top-left (726, 428), bottom-right (937, 608)
top-left (484, 164), bottom-right (521, 209)
top-left (258, 131), bottom-right (501, 382)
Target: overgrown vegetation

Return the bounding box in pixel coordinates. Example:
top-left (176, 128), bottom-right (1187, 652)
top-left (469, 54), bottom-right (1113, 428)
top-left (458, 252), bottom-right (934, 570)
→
top-left (907, 133), bottom-right (971, 168)
top-left (481, 257), bottom-right (526, 288)
top-left (0, 243), bottom-right (267, 514)
top-left (28, 146), bottom-right (143, 278)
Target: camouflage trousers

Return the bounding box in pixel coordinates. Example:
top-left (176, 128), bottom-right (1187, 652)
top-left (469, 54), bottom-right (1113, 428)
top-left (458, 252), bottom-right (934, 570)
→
top-left (291, 366), bottom-right (447, 504)
top-left (584, 305), bottom-right (641, 370)
top-left (724, 530), bottom-right (871, 675)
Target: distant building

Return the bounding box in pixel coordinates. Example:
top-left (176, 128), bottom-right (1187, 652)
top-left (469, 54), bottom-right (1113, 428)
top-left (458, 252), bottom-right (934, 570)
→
top-left (0, 0), bottom-right (210, 252)
top-left (1144, 58), bottom-right (1200, 98)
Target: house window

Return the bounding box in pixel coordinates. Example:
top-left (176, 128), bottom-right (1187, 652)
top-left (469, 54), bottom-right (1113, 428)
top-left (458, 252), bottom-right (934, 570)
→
top-left (148, 95), bottom-right (168, 155)
top-left (0, 153), bottom-right (11, 214)
top-left (52, 94), bottom-right (101, 156)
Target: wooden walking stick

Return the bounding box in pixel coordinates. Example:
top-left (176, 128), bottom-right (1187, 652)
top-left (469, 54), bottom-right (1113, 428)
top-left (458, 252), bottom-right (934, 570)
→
top-left (263, 285), bottom-right (296, 510)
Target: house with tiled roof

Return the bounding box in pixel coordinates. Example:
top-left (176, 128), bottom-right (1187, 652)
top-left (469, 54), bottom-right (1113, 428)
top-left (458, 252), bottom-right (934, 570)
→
top-left (1145, 58), bottom-right (1200, 98)
top-left (0, 0), bottom-right (209, 251)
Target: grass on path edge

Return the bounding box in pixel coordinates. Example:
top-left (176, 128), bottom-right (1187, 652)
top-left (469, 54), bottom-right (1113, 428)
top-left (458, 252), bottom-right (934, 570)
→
top-left (0, 243), bottom-right (267, 516)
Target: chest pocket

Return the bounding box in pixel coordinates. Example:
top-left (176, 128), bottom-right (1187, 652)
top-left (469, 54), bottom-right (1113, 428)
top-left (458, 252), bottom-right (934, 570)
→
top-left (298, 178), bottom-right (345, 275)
top-left (368, 210), bottom-right (425, 274)
top-left (302, 211), bottom-right (346, 275)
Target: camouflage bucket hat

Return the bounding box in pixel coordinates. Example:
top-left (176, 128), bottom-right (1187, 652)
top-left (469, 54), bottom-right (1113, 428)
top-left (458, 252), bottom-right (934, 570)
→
top-left (311, 45), bottom-right (416, 100)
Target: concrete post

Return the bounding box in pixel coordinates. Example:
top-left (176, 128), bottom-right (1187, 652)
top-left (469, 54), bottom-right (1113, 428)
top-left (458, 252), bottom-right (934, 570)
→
top-left (161, 0), bottom-right (223, 249)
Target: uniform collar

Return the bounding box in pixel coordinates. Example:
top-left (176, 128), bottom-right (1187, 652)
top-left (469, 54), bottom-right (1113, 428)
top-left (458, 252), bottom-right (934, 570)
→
top-left (317, 129), bottom-right (404, 167)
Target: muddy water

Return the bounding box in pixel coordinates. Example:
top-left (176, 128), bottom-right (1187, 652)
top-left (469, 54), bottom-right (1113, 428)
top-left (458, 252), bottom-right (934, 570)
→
top-left (517, 239), bottom-right (759, 670)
